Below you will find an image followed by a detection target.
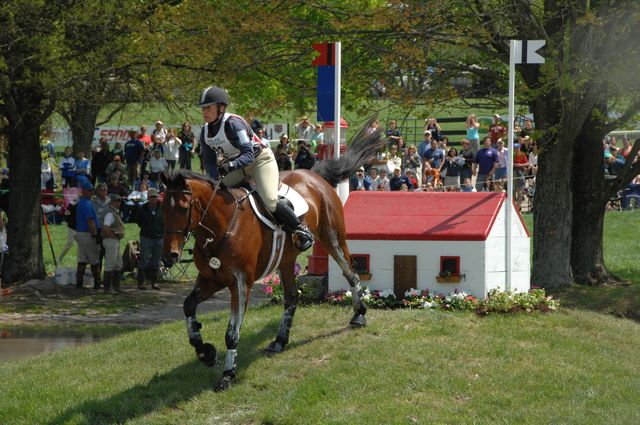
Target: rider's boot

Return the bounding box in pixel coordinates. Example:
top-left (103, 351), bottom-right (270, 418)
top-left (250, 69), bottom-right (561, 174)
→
top-left (91, 264), bottom-right (102, 290)
top-left (274, 199), bottom-right (314, 251)
top-left (76, 263), bottom-right (87, 289)
top-left (136, 268), bottom-right (146, 290)
top-left (112, 270), bottom-right (123, 294)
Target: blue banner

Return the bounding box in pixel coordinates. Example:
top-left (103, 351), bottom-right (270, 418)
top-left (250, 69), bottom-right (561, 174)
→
top-left (317, 65), bottom-right (335, 122)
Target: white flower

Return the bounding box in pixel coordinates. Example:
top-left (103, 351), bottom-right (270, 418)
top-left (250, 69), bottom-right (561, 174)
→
top-left (345, 290), bottom-right (352, 298)
top-left (380, 289), bottom-right (395, 298)
top-left (422, 301), bottom-right (436, 309)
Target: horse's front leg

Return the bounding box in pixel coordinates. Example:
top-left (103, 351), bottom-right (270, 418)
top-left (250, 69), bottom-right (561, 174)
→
top-left (215, 272), bottom-right (248, 392)
top-left (184, 277), bottom-right (222, 367)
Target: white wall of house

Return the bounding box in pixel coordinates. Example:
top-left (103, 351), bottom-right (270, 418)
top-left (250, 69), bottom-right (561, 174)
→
top-left (328, 203), bottom-right (530, 298)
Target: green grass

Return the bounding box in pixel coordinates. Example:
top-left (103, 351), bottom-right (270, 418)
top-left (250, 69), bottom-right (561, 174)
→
top-left (0, 305), bottom-right (639, 424)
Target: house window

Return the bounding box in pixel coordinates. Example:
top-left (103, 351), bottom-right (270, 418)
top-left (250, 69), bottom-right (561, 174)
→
top-left (351, 254), bottom-right (370, 274)
top-left (440, 256), bottom-right (460, 277)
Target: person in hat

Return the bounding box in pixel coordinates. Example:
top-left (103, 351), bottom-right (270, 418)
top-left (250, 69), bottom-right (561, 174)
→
top-left (135, 187), bottom-right (163, 290)
top-left (101, 193), bottom-right (125, 293)
top-left (294, 116), bottom-right (313, 141)
top-left (489, 114), bottom-right (507, 147)
top-left (197, 85), bottom-right (313, 251)
top-left (75, 181), bottom-right (102, 289)
top-left (349, 166), bottom-right (371, 192)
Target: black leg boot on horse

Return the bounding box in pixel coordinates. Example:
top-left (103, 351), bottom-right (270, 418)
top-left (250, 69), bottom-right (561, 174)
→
top-left (274, 199), bottom-right (314, 251)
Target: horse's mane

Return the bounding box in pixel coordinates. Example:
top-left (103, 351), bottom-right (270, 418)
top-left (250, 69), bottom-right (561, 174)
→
top-left (166, 170), bottom-right (217, 187)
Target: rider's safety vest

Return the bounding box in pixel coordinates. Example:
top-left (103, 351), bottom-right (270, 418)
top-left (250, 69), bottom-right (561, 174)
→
top-left (203, 113), bottom-right (266, 162)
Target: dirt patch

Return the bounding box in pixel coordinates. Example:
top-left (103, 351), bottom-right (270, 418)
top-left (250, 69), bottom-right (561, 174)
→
top-left (0, 278), bottom-right (271, 327)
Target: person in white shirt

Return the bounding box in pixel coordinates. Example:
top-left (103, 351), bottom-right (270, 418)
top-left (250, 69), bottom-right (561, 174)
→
top-left (148, 149), bottom-right (168, 182)
top-left (163, 128), bottom-right (181, 171)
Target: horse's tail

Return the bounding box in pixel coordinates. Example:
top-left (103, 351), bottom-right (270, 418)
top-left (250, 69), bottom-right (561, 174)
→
top-left (311, 116), bottom-right (385, 187)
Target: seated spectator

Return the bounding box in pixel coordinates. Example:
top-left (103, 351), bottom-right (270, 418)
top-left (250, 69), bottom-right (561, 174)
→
top-left (385, 144), bottom-right (403, 174)
top-left (403, 145), bottom-right (421, 176)
top-left (350, 167), bottom-right (371, 191)
top-left (389, 167), bottom-right (413, 191)
top-left (276, 150), bottom-right (292, 171)
top-left (134, 171), bottom-right (157, 191)
top-left (460, 177), bottom-right (476, 192)
top-left (107, 174), bottom-right (129, 199)
top-left (422, 140), bottom-right (445, 173)
top-left (124, 181), bottom-right (149, 222)
top-left (105, 155), bottom-right (126, 184)
top-left (111, 141), bottom-right (124, 159)
top-left (405, 170), bottom-right (418, 189)
top-left (148, 148), bottom-right (168, 182)
top-left (372, 168), bottom-right (390, 191)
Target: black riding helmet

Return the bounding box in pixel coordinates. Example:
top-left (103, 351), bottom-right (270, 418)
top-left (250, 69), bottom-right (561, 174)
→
top-left (198, 86), bottom-right (229, 107)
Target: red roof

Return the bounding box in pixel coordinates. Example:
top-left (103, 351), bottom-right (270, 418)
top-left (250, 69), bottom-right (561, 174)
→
top-left (343, 192), bottom-right (527, 241)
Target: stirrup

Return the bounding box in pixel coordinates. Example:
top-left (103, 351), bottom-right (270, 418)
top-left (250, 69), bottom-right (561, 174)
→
top-left (293, 227), bottom-right (314, 251)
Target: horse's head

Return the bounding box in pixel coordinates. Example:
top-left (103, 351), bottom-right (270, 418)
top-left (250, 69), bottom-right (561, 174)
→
top-left (161, 172), bottom-right (196, 265)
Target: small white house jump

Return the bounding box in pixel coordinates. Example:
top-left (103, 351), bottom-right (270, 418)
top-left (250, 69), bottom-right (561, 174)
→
top-left (328, 191), bottom-right (531, 298)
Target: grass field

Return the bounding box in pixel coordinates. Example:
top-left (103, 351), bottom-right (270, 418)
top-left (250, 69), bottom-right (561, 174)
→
top-left (1, 304), bottom-right (639, 424)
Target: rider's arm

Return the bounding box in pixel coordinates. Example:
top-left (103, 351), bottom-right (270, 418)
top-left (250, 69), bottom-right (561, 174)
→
top-left (224, 118), bottom-right (255, 170)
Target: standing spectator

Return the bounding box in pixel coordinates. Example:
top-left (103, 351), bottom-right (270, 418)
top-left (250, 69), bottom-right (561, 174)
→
top-left (350, 167), bottom-right (371, 191)
top-left (111, 142), bottom-right (124, 159)
top-left (91, 139), bottom-right (113, 184)
top-left (91, 183), bottom-right (111, 278)
top-left (59, 147), bottom-right (76, 188)
top-left (459, 139), bottom-right (475, 184)
top-left (151, 120), bottom-right (167, 153)
top-left (105, 155), bottom-right (126, 184)
top-left (422, 139), bottom-right (445, 173)
top-left (101, 194), bottom-right (125, 294)
top-left (385, 144), bottom-right (403, 174)
top-left (620, 138), bottom-right (633, 159)
top-left (418, 130), bottom-right (432, 158)
top-left (527, 142), bottom-right (539, 181)
top-left (425, 118), bottom-right (442, 141)
top-left (74, 150), bottom-right (91, 185)
top-left (247, 114), bottom-right (263, 133)
top-left (402, 145), bottom-right (421, 176)
top-left (494, 139), bottom-right (509, 183)
top-left (513, 143), bottom-right (529, 206)
top-left (75, 181), bottom-right (102, 289)
top-left (293, 140), bottom-right (315, 170)
top-left (474, 137), bottom-right (499, 192)
top-left (41, 158), bottom-right (55, 190)
top-left (137, 125), bottom-right (152, 148)
top-left (309, 124), bottom-right (324, 152)
top-left (386, 119), bottom-right (402, 145)
top-left (440, 148), bottom-right (463, 190)
top-left (178, 122), bottom-right (196, 170)
top-left (124, 130), bottom-right (145, 186)
top-left (519, 118), bottom-right (534, 138)
top-left (294, 116), bottom-right (313, 141)
top-left (58, 198), bottom-right (78, 264)
top-left (149, 148), bottom-right (168, 182)
top-left (276, 150), bottom-right (292, 171)
top-left (465, 114), bottom-right (481, 154)
top-left (163, 128), bottom-right (181, 171)
top-left (489, 114), bottom-right (508, 147)
top-left (135, 188), bottom-right (164, 290)
top-left (41, 134), bottom-right (56, 159)
top-left (389, 167), bottom-right (413, 191)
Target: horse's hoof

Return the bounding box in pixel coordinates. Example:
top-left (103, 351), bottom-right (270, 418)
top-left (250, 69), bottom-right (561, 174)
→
top-left (265, 340), bottom-right (285, 354)
top-left (214, 375), bottom-right (234, 392)
top-left (196, 343), bottom-right (217, 367)
top-left (350, 314), bottom-right (367, 328)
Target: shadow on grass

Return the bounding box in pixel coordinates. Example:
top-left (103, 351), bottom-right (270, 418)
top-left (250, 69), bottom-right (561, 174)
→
top-left (45, 317), bottom-right (280, 425)
top-left (549, 282), bottom-right (640, 321)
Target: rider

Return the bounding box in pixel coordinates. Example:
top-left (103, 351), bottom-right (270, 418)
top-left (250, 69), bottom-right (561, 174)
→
top-left (197, 85), bottom-right (313, 251)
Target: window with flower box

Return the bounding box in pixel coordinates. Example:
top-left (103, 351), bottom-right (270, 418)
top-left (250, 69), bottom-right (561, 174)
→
top-left (352, 254), bottom-right (370, 277)
top-left (437, 256), bottom-right (461, 282)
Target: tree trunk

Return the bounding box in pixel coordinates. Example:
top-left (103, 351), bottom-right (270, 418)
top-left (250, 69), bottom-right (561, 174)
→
top-left (530, 98), bottom-right (575, 289)
top-left (570, 105), bottom-right (616, 285)
top-left (2, 124), bottom-right (45, 283)
top-left (68, 102), bottom-right (101, 156)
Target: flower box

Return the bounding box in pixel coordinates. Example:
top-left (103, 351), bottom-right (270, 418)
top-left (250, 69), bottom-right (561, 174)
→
top-left (436, 275), bottom-right (462, 283)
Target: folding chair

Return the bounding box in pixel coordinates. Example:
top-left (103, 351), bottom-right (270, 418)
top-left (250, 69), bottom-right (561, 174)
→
top-left (165, 248), bottom-right (195, 282)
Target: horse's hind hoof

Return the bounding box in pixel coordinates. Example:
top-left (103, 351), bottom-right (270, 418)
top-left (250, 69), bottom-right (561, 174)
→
top-left (214, 375), bottom-right (234, 392)
top-left (350, 314), bottom-right (367, 328)
top-left (197, 343), bottom-right (217, 367)
top-left (265, 339), bottom-right (285, 354)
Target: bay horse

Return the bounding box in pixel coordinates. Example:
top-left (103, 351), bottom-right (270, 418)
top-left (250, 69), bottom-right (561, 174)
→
top-left (161, 120), bottom-right (384, 391)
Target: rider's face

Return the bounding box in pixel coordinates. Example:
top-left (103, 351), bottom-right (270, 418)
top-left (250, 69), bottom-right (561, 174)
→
top-left (202, 104), bottom-right (221, 123)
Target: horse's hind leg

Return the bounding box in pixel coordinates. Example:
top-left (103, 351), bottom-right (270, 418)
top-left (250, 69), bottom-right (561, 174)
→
top-left (184, 275), bottom-right (224, 368)
top-left (215, 271), bottom-right (248, 392)
top-left (326, 230), bottom-right (367, 327)
top-left (266, 252), bottom-right (298, 354)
